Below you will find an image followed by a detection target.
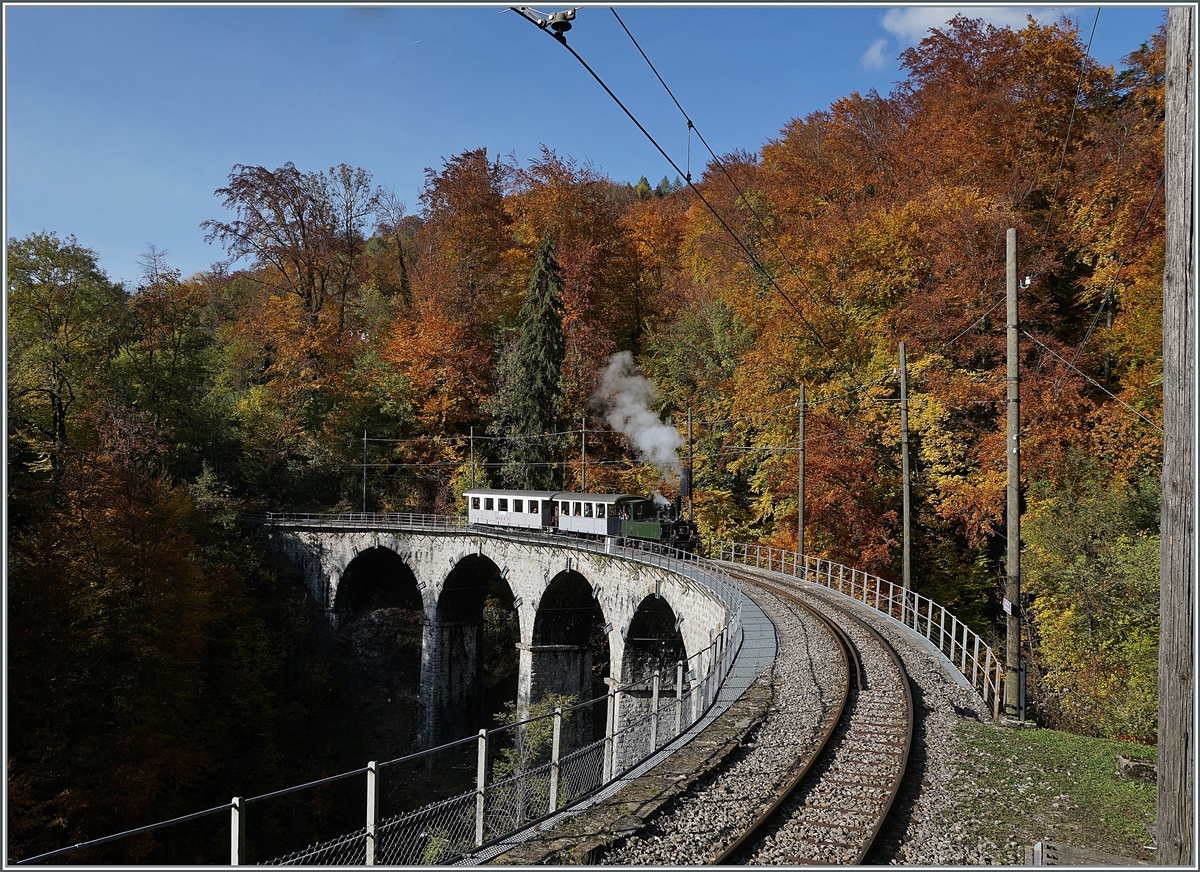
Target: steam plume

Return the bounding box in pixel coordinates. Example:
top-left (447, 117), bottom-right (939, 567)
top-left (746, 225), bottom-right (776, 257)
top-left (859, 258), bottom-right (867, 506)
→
top-left (594, 352), bottom-right (682, 475)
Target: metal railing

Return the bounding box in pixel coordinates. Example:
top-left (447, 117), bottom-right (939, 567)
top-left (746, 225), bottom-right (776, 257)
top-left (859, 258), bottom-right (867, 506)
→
top-left (246, 511), bottom-right (469, 533)
top-left (15, 636), bottom-right (736, 866)
top-left (710, 540), bottom-right (1004, 719)
top-left (263, 634), bottom-right (736, 866)
top-left (14, 516), bottom-right (741, 866)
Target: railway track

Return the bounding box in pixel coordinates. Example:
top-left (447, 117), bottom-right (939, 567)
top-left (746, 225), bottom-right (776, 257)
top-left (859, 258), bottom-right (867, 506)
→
top-left (717, 567), bottom-right (913, 864)
top-left (599, 564), bottom-right (913, 865)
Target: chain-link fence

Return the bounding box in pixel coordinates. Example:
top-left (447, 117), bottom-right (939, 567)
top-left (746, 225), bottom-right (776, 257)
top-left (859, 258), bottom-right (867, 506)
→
top-left (15, 519), bottom-right (742, 867)
top-left (252, 632), bottom-right (733, 866)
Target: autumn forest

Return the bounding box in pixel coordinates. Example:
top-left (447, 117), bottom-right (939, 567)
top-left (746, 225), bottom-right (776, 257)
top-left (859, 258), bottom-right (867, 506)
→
top-left (7, 15), bottom-right (1167, 862)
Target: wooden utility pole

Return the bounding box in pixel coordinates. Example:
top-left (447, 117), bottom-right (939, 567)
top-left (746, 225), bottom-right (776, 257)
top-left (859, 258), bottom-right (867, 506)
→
top-left (581, 416), bottom-right (587, 492)
top-left (1004, 228), bottom-right (1022, 718)
top-left (1158, 6), bottom-right (1194, 865)
top-left (470, 426), bottom-right (475, 489)
top-left (899, 342), bottom-right (912, 590)
top-left (363, 428), bottom-right (368, 512)
top-left (797, 385), bottom-right (806, 554)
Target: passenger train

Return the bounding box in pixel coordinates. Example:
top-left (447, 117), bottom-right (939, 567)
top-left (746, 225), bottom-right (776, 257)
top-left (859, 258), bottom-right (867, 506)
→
top-left (464, 488), bottom-right (701, 554)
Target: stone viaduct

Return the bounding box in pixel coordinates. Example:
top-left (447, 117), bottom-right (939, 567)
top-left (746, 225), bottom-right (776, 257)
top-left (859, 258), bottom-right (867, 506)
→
top-left (254, 516), bottom-right (737, 750)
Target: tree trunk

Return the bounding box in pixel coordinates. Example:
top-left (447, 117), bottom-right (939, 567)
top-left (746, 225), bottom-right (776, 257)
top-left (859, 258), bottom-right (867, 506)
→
top-left (1158, 6), bottom-right (1194, 866)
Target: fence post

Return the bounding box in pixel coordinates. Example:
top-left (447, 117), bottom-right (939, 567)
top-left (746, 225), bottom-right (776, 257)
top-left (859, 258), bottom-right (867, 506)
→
top-left (715, 633), bottom-right (724, 690)
top-left (603, 685), bottom-right (616, 782)
top-left (650, 671), bottom-right (661, 751)
top-left (939, 609), bottom-right (947, 656)
top-left (926, 598), bottom-right (935, 639)
top-left (230, 797), bottom-right (245, 866)
top-left (365, 761), bottom-right (379, 865)
top-left (675, 661), bottom-right (684, 737)
top-left (613, 686), bottom-right (623, 773)
top-left (549, 708), bottom-right (562, 811)
top-left (993, 662), bottom-right (1004, 723)
top-left (985, 647), bottom-right (994, 702)
top-left (706, 631), bottom-right (715, 709)
top-left (475, 729), bottom-right (487, 847)
top-left (972, 635), bottom-right (981, 688)
top-left (961, 623), bottom-right (969, 673)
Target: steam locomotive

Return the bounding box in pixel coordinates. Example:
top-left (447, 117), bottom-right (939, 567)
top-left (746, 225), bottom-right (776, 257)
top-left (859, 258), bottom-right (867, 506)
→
top-left (464, 488), bottom-right (701, 555)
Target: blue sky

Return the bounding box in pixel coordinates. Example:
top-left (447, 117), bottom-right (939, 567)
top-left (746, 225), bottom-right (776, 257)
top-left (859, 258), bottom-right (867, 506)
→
top-left (4, 4), bottom-right (1168, 288)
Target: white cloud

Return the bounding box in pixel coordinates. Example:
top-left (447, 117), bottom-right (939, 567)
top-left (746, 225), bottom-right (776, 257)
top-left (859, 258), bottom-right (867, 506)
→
top-left (880, 6), bottom-right (1065, 47)
top-left (861, 37), bottom-right (891, 71)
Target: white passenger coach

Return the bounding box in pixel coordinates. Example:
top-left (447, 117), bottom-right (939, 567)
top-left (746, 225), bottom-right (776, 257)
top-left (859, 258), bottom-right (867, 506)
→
top-left (464, 489), bottom-right (646, 538)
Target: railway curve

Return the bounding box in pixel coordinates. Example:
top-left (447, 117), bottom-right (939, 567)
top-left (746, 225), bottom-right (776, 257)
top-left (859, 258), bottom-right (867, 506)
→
top-left (595, 565), bottom-right (915, 865)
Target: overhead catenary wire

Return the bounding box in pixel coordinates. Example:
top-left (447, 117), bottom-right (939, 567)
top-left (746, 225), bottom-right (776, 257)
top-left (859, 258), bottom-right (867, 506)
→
top-left (1039, 7), bottom-right (1101, 249)
top-left (609, 7), bottom-right (852, 370)
top-left (510, 7), bottom-right (859, 388)
top-left (511, 7), bottom-right (1073, 435)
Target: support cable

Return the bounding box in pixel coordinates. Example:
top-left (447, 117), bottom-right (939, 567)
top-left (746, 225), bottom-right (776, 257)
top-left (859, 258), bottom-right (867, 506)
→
top-left (1022, 330), bottom-right (1163, 432)
top-left (510, 7), bottom-right (856, 385)
top-left (1039, 7), bottom-right (1101, 247)
top-left (1055, 171), bottom-right (1165, 394)
top-left (610, 7), bottom-right (852, 377)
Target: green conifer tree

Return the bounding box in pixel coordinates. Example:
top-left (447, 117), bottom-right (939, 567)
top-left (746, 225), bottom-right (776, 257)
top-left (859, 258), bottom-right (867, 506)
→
top-left (487, 237), bottom-right (566, 489)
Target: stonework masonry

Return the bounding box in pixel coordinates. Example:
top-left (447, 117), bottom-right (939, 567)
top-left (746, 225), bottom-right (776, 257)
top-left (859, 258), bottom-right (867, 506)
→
top-left (261, 527), bottom-right (734, 749)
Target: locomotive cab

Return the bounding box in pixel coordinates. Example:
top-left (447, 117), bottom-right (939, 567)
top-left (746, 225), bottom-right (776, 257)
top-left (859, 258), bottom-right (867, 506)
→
top-left (615, 496), bottom-right (663, 542)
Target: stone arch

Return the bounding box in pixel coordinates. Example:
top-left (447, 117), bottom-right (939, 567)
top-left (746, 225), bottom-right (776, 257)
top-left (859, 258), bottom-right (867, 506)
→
top-left (421, 554), bottom-right (519, 748)
top-left (532, 570), bottom-right (603, 647)
top-left (335, 546), bottom-right (422, 614)
top-left (619, 595), bottom-right (690, 735)
top-left (525, 570), bottom-right (609, 747)
top-left (328, 546), bottom-right (425, 764)
top-left (622, 594), bottom-right (688, 686)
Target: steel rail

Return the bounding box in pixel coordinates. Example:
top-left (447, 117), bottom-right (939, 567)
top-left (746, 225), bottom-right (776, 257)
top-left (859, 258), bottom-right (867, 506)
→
top-left (710, 568), bottom-right (852, 864)
top-left (712, 567), bottom-right (914, 865)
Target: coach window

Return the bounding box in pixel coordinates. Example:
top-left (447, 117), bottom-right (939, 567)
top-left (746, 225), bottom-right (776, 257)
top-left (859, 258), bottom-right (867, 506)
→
top-left (583, 502), bottom-right (593, 518)
top-left (471, 497), bottom-right (480, 510)
top-left (596, 503), bottom-right (606, 519)
top-left (529, 500), bottom-right (539, 513)
top-left (561, 501), bottom-right (570, 515)
top-left (514, 499), bottom-right (523, 513)
top-left (573, 502), bottom-right (582, 516)
top-left (498, 498), bottom-right (508, 511)
top-left (485, 498), bottom-right (494, 511)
